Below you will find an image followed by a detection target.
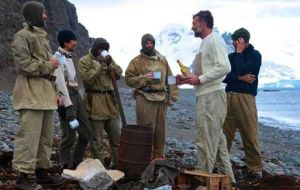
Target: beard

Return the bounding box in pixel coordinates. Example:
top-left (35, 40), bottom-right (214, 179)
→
top-left (194, 26), bottom-right (203, 38)
top-left (194, 32), bottom-right (202, 38)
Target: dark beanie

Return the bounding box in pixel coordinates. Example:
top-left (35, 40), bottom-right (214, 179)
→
top-left (91, 38), bottom-right (110, 57)
top-left (22, 1), bottom-right (45, 28)
top-left (141, 33), bottom-right (155, 49)
top-left (57, 30), bottom-right (77, 48)
top-left (231, 27), bottom-right (250, 43)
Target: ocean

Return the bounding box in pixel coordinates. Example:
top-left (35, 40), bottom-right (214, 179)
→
top-left (179, 89), bottom-right (300, 131)
top-left (257, 89), bottom-right (300, 131)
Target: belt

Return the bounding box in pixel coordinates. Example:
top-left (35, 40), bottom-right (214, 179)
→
top-left (67, 86), bottom-right (79, 91)
top-left (41, 75), bottom-right (56, 82)
top-left (139, 87), bottom-right (166, 93)
top-left (26, 75), bottom-right (56, 82)
top-left (85, 89), bottom-right (113, 94)
top-left (68, 86), bottom-right (79, 96)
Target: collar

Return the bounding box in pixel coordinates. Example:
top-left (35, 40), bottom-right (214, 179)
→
top-left (23, 22), bottom-right (47, 37)
top-left (58, 47), bottom-right (72, 58)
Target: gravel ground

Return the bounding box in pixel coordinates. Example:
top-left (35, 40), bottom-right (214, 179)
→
top-left (0, 89), bottom-right (300, 189)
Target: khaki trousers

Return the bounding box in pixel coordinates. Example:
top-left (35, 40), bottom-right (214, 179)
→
top-left (136, 94), bottom-right (167, 158)
top-left (89, 118), bottom-right (120, 165)
top-left (196, 90), bottom-right (235, 183)
top-left (223, 92), bottom-right (263, 172)
top-left (59, 92), bottom-right (91, 167)
top-left (13, 110), bottom-right (54, 173)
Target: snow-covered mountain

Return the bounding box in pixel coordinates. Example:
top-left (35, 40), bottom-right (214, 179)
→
top-left (154, 24), bottom-right (296, 87)
top-left (116, 24), bottom-right (296, 88)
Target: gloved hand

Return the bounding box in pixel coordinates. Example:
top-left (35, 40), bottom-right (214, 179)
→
top-left (65, 105), bottom-right (76, 121)
top-left (104, 55), bottom-right (112, 65)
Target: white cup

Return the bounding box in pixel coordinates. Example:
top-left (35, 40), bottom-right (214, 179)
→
top-left (69, 119), bottom-right (79, 129)
top-left (153, 71), bottom-right (161, 79)
top-left (55, 53), bottom-right (66, 65)
top-left (167, 76), bottom-right (176, 85)
top-left (100, 50), bottom-right (110, 58)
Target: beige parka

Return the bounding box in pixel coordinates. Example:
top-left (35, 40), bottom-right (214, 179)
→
top-left (125, 51), bottom-right (178, 103)
top-left (78, 51), bottom-right (122, 120)
top-left (11, 24), bottom-right (57, 110)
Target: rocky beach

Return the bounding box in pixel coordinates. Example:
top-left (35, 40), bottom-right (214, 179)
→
top-left (0, 89), bottom-right (300, 189)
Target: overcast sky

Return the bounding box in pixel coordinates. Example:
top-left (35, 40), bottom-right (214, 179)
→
top-left (68, 0), bottom-right (300, 77)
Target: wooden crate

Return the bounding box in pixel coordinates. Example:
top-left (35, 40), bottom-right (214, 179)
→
top-left (175, 170), bottom-right (231, 190)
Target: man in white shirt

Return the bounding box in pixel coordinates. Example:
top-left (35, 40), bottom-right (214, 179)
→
top-left (54, 30), bottom-right (91, 170)
top-left (178, 10), bottom-right (235, 183)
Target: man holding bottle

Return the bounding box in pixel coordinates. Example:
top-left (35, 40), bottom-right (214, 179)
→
top-left (177, 10), bottom-right (235, 183)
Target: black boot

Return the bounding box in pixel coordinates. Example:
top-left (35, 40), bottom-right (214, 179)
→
top-left (35, 168), bottom-right (66, 187)
top-left (15, 172), bottom-right (42, 190)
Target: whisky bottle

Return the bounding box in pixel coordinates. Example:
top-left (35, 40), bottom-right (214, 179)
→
top-left (177, 60), bottom-right (191, 76)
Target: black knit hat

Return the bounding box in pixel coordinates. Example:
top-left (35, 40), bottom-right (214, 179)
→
top-left (231, 27), bottom-right (250, 43)
top-left (22, 1), bottom-right (45, 28)
top-left (57, 30), bottom-right (77, 48)
top-left (91, 38), bottom-right (110, 57)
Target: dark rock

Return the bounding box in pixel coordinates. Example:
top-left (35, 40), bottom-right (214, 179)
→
top-left (0, 0), bottom-right (93, 90)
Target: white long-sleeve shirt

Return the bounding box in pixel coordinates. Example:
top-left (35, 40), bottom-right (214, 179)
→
top-left (192, 32), bottom-right (231, 96)
top-left (53, 47), bottom-right (78, 107)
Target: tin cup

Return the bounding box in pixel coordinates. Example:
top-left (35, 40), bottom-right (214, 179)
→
top-left (55, 53), bottom-right (66, 65)
top-left (167, 76), bottom-right (176, 85)
top-left (153, 71), bottom-right (161, 79)
top-left (100, 50), bottom-right (110, 58)
top-left (69, 119), bottom-right (79, 129)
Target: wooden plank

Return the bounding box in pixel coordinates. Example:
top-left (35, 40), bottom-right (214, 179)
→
top-left (175, 170), bottom-right (232, 190)
top-left (183, 170), bottom-right (228, 178)
top-left (220, 176), bottom-right (231, 190)
top-left (207, 177), bottom-right (220, 190)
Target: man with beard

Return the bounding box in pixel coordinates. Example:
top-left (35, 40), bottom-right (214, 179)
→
top-left (125, 33), bottom-right (178, 158)
top-left (223, 28), bottom-right (263, 180)
top-left (177, 10), bottom-right (236, 183)
top-left (54, 30), bottom-right (92, 170)
top-left (11, 1), bottom-right (66, 189)
top-left (78, 38), bottom-right (122, 169)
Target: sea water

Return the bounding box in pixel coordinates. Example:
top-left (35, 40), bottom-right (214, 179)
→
top-left (179, 89), bottom-right (300, 131)
top-left (257, 89), bottom-right (300, 130)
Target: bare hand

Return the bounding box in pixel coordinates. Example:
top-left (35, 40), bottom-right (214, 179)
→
top-left (49, 57), bottom-right (59, 69)
top-left (239, 73), bottom-right (256, 83)
top-left (176, 74), bottom-right (188, 85)
top-left (185, 74), bottom-right (200, 85)
top-left (57, 96), bottom-right (63, 106)
top-left (147, 71), bottom-right (154, 79)
top-left (236, 37), bottom-right (246, 53)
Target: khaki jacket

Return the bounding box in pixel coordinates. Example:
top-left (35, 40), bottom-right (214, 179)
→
top-left (11, 24), bottom-right (57, 110)
top-left (78, 51), bottom-right (122, 120)
top-left (125, 51), bottom-right (178, 103)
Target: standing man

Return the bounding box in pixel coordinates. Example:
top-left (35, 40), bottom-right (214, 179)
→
top-left (178, 10), bottom-right (235, 182)
top-left (54, 30), bottom-right (92, 170)
top-left (223, 28), bottom-right (263, 179)
top-left (78, 38), bottom-right (121, 169)
top-left (125, 33), bottom-right (179, 158)
top-left (11, 1), bottom-right (65, 189)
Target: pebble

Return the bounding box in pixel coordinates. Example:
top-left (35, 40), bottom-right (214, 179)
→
top-left (0, 90), bottom-right (299, 178)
